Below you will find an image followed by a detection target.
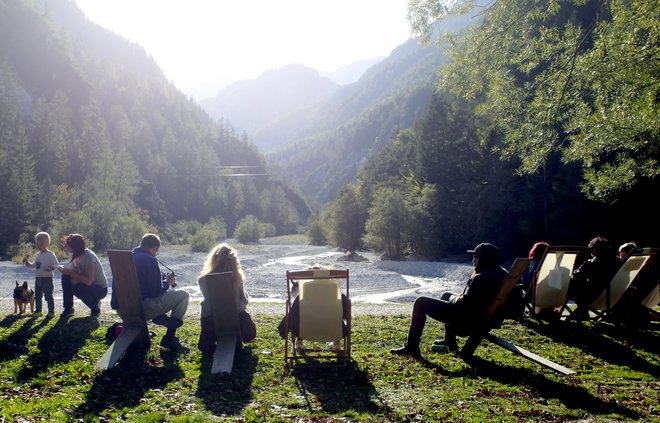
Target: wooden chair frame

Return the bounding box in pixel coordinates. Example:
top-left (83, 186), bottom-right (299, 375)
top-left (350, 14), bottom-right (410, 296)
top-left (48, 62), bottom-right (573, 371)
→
top-left (95, 250), bottom-right (149, 371)
top-left (202, 271), bottom-right (242, 375)
top-left (283, 269), bottom-right (351, 367)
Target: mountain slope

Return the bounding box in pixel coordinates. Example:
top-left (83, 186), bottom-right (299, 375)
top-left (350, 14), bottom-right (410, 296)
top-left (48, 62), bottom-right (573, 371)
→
top-left (200, 64), bottom-right (339, 139)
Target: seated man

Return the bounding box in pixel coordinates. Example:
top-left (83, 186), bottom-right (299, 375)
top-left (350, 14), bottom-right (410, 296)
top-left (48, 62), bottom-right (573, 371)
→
top-left (120, 233), bottom-right (190, 352)
top-left (390, 242), bottom-right (508, 359)
top-left (568, 236), bottom-right (619, 318)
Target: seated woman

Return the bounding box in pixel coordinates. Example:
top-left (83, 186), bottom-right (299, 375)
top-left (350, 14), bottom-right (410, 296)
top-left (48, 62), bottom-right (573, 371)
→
top-left (197, 243), bottom-right (254, 355)
top-left (56, 233), bottom-right (108, 317)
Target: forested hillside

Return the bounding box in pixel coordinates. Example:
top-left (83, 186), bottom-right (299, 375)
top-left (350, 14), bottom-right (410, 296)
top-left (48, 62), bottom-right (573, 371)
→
top-left (0, 0), bottom-right (309, 256)
top-left (310, 0), bottom-right (659, 259)
top-left (263, 10), bottom-right (478, 205)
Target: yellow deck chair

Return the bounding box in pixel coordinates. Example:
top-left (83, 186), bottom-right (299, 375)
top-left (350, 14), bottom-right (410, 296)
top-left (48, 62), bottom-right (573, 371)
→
top-left (284, 269), bottom-right (350, 367)
top-left (527, 246), bottom-right (587, 317)
top-left (587, 248), bottom-right (658, 321)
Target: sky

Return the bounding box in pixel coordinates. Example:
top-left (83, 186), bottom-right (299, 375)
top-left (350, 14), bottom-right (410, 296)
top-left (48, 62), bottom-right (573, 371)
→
top-left (75, 0), bottom-right (414, 91)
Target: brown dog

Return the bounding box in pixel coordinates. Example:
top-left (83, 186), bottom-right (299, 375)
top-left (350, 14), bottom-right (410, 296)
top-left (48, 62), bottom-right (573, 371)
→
top-left (13, 281), bottom-right (35, 315)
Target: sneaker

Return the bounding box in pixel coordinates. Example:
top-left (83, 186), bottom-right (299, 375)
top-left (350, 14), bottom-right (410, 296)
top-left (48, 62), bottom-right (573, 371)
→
top-left (61, 308), bottom-right (75, 317)
top-left (160, 335), bottom-right (189, 352)
top-left (431, 339), bottom-right (458, 353)
top-left (389, 345), bottom-right (422, 360)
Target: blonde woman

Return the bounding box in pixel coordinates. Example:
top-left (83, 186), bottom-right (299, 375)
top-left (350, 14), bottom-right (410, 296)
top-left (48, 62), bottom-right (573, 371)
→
top-left (197, 243), bottom-right (254, 355)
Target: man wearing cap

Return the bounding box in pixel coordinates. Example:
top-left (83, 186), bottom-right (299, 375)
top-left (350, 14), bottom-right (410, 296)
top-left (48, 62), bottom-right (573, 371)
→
top-left (390, 242), bottom-right (508, 359)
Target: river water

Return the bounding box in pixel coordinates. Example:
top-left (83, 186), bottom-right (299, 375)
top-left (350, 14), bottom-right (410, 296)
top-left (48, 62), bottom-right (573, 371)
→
top-left (1, 242), bottom-right (474, 306)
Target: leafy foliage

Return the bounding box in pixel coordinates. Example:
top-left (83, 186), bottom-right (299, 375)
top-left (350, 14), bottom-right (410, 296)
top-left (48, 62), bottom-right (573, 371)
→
top-left (409, 0), bottom-right (659, 203)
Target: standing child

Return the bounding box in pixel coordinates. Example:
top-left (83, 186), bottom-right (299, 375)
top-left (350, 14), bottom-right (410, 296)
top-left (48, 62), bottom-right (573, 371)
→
top-left (23, 232), bottom-right (60, 315)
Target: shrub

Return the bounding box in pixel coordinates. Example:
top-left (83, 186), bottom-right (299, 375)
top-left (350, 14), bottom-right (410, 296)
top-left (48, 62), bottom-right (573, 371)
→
top-left (190, 228), bottom-right (218, 252)
top-left (234, 215), bottom-right (264, 243)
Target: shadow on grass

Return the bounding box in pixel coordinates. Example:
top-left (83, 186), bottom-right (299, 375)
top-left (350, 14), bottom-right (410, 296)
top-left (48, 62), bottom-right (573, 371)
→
top-left (0, 313), bottom-right (53, 360)
top-left (522, 318), bottom-right (660, 377)
top-left (462, 355), bottom-right (641, 420)
top-left (195, 345), bottom-right (258, 415)
top-left (289, 360), bottom-right (389, 415)
top-left (74, 343), bottom-right (185, 418)
top-left (16, 314), bottom-right (98, 381)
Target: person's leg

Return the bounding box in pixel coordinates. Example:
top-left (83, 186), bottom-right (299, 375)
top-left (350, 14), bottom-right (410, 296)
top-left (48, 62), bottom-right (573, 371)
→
top-left (391, 296), bottom-right (455, 358)
top-left (143, 291), bottom-right (190, 351)
top-left (406, 296), bottom-right (455, 348)
top-left (72, 284), bottom-right (106, 314)
top-left (34, 278), bottom-right (44, 313)
top-left (42, 277), bottom-right (55, 314)
top-left (61, 274), bottom-right (74, 314)
top-left (198, 315), bottom-right (216, 355)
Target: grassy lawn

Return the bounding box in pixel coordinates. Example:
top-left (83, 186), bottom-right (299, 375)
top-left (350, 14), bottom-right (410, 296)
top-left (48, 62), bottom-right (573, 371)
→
top-left (0, 310), bottom-right (658, 422)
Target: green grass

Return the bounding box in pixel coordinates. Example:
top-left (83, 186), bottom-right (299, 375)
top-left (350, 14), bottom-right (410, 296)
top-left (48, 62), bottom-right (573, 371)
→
top-left (0, 311), bottom-right (658, 422)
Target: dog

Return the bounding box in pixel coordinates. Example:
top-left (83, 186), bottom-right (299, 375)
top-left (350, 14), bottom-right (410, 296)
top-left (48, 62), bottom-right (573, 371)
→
top-left (13, 281), bottom-right (35, 315)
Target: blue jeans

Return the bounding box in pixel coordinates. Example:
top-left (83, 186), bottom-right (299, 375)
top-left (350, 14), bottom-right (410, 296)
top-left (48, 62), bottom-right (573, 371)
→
top-left (35, 277), bottom-right (54, 313)
top-left (62, 274), bottom-right (107, 311)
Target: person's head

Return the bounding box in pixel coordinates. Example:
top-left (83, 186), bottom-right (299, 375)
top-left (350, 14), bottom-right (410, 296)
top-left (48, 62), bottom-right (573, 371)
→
top-left (467, 242), bottom-right (501, 270)
top-left (139, 233), bottom-right (161, 256)
top-left (64, 234), bottom-right (86, 261)
top-left (528, 241), bottom-right (549, 260)
top-left (588, 236), bottom-right (612, 258)
top-left (35, 232), bottom-right (51, 251)
top-left (200, 243), bottom-right (244, 283)
top-left (617, 241), bottom-right (637, 260)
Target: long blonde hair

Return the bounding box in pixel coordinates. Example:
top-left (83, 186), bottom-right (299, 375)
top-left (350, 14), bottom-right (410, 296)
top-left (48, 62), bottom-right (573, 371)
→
top-left (199, 243), bottom-right (245, 286)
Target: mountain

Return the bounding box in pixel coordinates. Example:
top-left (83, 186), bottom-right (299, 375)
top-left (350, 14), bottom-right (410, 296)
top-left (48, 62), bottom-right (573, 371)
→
top-left (195, 11), bottom-right (478, 206)
top-left (319, 56), bottom-right (385, 85)
top-left (200, 64), bottom-right (339, 142)
top-left (184, 77), bottom-right (235, 102)
top-left (265, 37), bottom-right (446, 205)
top-left (0, 0), bottom-right (311, 253)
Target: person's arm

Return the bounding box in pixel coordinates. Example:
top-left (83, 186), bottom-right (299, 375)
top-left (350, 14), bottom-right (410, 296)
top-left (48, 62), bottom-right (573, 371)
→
top-left (23, 254), bottom-right (33, 267)
top-left (61, 261), bottom-right (95, 286)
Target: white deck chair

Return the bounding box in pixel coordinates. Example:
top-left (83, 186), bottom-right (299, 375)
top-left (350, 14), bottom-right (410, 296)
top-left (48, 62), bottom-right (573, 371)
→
top-left (284, 269), bottom-right (350, 367)
top-left (527, 246), bottom-right (587, 317)
top-left (587, 248), bottom-right (657, 321)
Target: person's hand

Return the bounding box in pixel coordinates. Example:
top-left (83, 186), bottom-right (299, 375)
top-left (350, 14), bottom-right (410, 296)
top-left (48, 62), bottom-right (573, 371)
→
top-left (22, 254), bottom-right (29, 265)
top-left (56, 265), bottom-right (65, 273)
top-left (166, 273), bottom-right (176, 287)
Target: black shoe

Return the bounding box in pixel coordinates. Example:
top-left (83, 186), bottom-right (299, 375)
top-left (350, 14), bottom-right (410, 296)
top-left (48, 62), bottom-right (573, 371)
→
top-left (160, 335), bottom-right (189, 352)
top-left (431, 339), bottom-right (458, 353)
top-left (90, 305), bottom-right (101, 317)
top-left (390, 345), bottom-right (422, 359)
top-left (61, 308), bottom-right (75, 316)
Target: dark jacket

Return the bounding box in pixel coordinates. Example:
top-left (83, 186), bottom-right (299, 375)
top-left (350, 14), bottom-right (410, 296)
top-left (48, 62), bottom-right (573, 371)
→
top-left (452, 265), bottom-right (509, 324)
top-left (132, 246), bottom-right (169, 300)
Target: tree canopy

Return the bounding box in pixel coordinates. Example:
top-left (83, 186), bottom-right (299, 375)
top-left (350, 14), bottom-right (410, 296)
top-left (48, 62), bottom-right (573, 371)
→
top-left (408, 0), bottom-right (659, 203)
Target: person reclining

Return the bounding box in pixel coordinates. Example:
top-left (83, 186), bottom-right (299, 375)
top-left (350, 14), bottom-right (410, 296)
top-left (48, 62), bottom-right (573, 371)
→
top-left (390, 242), bottom-right (510, 359)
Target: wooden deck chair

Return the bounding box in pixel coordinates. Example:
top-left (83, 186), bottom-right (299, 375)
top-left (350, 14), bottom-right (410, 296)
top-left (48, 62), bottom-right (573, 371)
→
top-left (95, 250), bottom-right (149, 371)
top-left (202, 271), bottom-right (241, 375)
top-left (586, 248), bottom-right (658, 321)
top-left (526, 246), bottom-right (587, 318)
top-left (460, 258), bottom-right (575, 375)
top-left (284, 269), bottom-right (350, 367)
